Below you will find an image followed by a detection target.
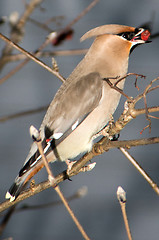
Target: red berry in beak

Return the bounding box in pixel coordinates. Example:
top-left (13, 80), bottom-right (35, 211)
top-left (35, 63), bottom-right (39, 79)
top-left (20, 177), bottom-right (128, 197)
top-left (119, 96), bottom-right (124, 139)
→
top-left (141, 30), bottom-right (151, 41)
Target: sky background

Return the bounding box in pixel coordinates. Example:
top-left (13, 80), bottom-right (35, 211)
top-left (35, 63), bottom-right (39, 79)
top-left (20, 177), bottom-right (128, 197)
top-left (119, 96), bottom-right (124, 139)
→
top-left (0, 0), bottom-right (159, 239)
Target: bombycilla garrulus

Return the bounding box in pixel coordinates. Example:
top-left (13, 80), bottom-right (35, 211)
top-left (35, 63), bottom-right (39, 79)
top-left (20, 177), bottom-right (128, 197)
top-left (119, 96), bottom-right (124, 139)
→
top-left (6, 24), bottom-right (151, 202)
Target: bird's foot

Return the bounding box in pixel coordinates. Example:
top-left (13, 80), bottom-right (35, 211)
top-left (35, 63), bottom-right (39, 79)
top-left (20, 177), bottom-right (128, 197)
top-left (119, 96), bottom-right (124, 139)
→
top-left (92, 115), bottom-right (116, 140)
top-left (111, 134), bottom-right (120, 141)
top-left (65, 159), bottom-right (77, 176)
top-left (92, 128), bottom-right (110, 140)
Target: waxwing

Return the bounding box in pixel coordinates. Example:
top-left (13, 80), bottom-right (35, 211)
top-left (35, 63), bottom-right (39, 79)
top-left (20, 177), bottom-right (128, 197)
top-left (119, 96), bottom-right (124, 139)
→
top-left (6, 24), bottom-right (151, 201)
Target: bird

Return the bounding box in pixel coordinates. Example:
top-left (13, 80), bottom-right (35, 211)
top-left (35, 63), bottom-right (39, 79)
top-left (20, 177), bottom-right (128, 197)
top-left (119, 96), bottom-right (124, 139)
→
top-left (5, 24), bottom-right (151, 202)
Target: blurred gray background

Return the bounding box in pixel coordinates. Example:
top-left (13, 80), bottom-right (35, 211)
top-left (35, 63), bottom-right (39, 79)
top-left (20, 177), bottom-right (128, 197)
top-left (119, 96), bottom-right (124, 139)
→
top-left (0, 0), bottom-right (159, 239)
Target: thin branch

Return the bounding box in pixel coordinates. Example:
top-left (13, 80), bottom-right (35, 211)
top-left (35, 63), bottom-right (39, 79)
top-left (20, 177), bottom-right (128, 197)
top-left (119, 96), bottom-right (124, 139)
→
top-left (117, 186), bottom-right (132, 240)
top-left (119, 147), bottom-right (159, 195)
top-left (114, 73), bottom-right (146, 87)
top-left (15, 186), bottom-right (87, 212)
top-left (133, 76), bottom-right (159, 105)
top-left (16, 0), bottom-right (43, 30)
top-left (1, 76), bottom-right (159, 212)
top-left (104, 73), bottom-right (146, 101)
top-left (46, 0), bottom-right (99, 46)
top-left (104, 78), bottom-right (131, 100)
top-left (63, 0), bottom-right (99, 31)
top-left (147, 85), bottom-right (159, 94)
top-left (0, 205), bottom-right (16, 235)
top-left (0, 33), bottom-right (65, 83)
top-left (30, 126), bottom-right (90, 240)
top-left (0, 106), bottom-right (48, 122)
top-left (0, 0), bottom-right (43, 61)
top-left (1, 49), bottom-right (88, 63)
top-left (1, 136), bottom-right (159, 213)
top-left (0, 57), bottom-right (34, 85)
top-left (0, 104), bottom-right (158, 123)
top-left (0, 0), bottom-right (98, 84)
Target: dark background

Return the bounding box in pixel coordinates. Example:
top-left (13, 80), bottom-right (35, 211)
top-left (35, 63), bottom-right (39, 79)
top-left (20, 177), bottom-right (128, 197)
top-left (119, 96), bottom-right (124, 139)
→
top-left (0, 0), bottom-right (159, 239)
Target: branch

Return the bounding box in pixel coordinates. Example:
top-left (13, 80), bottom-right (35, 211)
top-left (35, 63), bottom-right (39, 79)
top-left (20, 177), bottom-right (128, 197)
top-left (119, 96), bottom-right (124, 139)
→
top-left (1, 136), bottom-right (159, 213)
top-left (15, 186), bottom-right (87, 212)
top-left (0, 105), bottom-right (48, 123)
top-left (0, 0), bottom-right (43, 64)
top-left (30, 125), bottom-right (90, 240)
top-left (0, 33), bottom-right (65, 83)
top-left (1, 49), bottom-right (88, 63)
top-left (1, 74), bottom-right (159, 213)
top-left (1, 74), bottom-right (159, 212)
top-left (117, 186), bottom-right (132, 240)
top-left (0, 0), bottom-right (98, 84)
top-left (119, 147), bottom-right (159, 195)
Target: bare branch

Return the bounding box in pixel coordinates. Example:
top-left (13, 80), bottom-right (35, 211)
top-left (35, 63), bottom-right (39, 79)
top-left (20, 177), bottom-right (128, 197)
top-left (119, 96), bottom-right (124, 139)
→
top-left (0, 33), bottom-right (66, 83)
top-left (15, 186), bottom-right (87, 212)
top-left (0, 0), bottom-right (98, 84)
top-left (0, 0), bottom-right (43, 61)
top-left (1, 136), bottom-right (159, 212)
top-left (0, 106), bottom-right (48, 122)
top-left (119, 147), bottom-right (159, 195)
top-left (117, 186), bottom-right (132, 240)
top-left (0, 205), bottom-right (16, 235)
top-left (1, 74), bottom-right (159, 214)
top-left (1, 49), bottom-right (88, 63)
top-left (30, 125), bottom-right (90, 240)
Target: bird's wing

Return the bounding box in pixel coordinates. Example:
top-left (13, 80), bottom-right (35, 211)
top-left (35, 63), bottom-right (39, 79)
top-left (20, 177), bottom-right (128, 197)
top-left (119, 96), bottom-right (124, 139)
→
top-left (41, 72), bottom-right (103, 142)
top-left (23, 72), bottom-right (103, 169)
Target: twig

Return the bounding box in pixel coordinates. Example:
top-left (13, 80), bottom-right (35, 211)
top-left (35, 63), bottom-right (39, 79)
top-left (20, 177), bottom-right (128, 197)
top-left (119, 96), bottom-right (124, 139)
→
top-left (0, 103), bottom-right (158, 123)
top-left (143, 94), bottom-right (151, 133)
top-left (30, 125), bottom-right (90, 240)
top-left (0, 33), bottom-right (65, 83)
top-left (114, 73), bottom-right (145, 87)
top-left (0, 0), bottom-right (50, 86)
top-left (104, 73), bottom-right (146, 101)
top-left (104, 78), bottom-right (131, 100)
top-left (1, 133), bottom-right (159, 213)
top-left (1, 76), bottom-right (159, 211)
top-left (14, 186), bottom-right (87, 212)
top-left (0, 56), bottom-right (39, 85)
top-left (63, 0), bottom-right (99, 31)
top-left (0, 205), bottom-right (16, 236)
top-left (0, 0), bottom-right (98, 84)
top-left (117, 186), bottom-right (132, 240)
top-left (133, 76), bottom-right (159, 105)
top-left (0, 0), bottom-right (43, 62)
top-left (0, 105), bottom-right (48, 122)
top-left (119, 147), bottom-right (159, 195)
top-left (0, 36), bottom-right (66, 85)
top-left (1, 49), bottom-right (88, 63)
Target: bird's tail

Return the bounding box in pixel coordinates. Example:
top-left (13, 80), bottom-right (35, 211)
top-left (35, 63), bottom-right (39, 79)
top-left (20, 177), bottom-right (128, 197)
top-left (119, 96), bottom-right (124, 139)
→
top-left (5, 138), bottom-right (53, 202)
top-left (5, 159), bottom-right (44, 202)
top-left (5, 173), bottom-right (30, 202)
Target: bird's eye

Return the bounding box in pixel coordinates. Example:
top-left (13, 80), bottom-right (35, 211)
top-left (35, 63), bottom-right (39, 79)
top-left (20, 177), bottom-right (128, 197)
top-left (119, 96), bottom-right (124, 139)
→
top-left (121, 33), bottom-right (129, 39)
top-left (119, 32), bottom-right (135, 40)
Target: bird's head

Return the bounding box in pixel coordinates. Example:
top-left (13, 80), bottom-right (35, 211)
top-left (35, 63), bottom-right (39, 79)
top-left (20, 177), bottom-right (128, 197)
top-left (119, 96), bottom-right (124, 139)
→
top-left (81, 24), bottom-right (151, 54)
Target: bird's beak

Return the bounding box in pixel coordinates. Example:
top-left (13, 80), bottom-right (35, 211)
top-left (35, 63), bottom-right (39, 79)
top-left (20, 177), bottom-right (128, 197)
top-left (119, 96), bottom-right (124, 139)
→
top-left (131, 28), bottom-right (151, 44)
